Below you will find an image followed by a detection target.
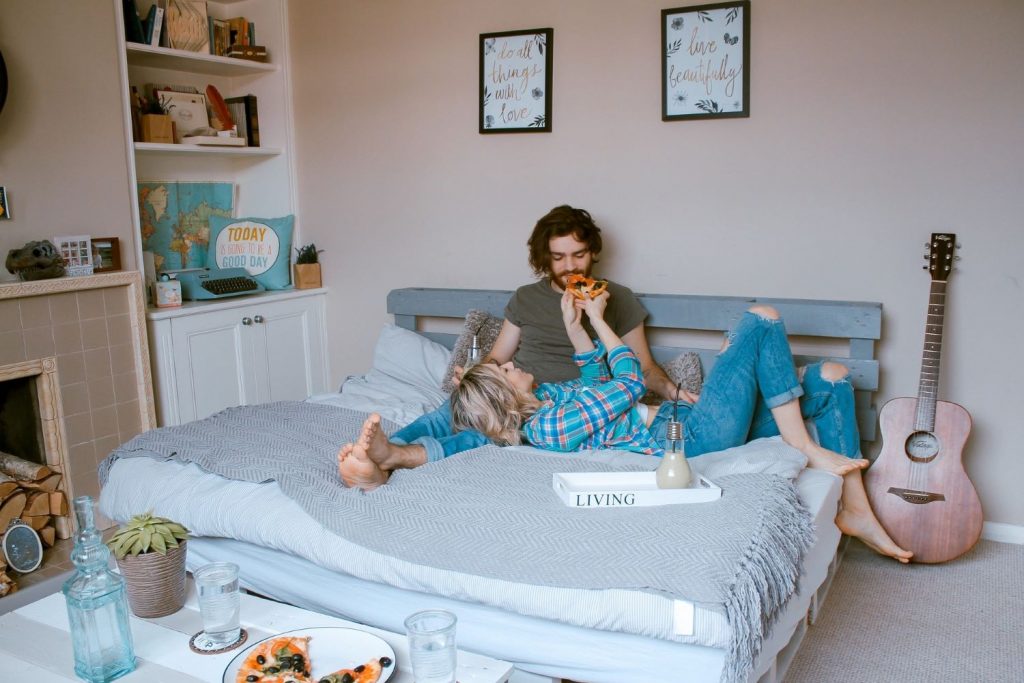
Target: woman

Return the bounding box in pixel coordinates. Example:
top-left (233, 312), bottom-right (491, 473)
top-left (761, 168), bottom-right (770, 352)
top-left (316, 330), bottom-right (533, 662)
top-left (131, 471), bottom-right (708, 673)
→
top-left (340, 290), bottom-right (912, 562)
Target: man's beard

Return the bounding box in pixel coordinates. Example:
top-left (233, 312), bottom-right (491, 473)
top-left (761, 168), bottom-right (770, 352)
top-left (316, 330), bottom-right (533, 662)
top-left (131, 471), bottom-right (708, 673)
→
top-left (551, 265), bottom-right (592, 290)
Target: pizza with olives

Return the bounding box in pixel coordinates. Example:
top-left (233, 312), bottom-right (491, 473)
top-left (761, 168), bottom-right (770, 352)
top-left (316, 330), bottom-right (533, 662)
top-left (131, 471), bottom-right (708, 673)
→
top-left (566, 273), bottom-right (609, 300)
top-left (318, 658), bottom-right (389, 683)
top-left (235, 636), bottom-right (312, 683)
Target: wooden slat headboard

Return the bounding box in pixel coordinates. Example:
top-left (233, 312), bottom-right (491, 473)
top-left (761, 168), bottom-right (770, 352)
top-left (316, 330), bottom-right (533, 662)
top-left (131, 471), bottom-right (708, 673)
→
top-left (388, 287), bottom-right (882, 442)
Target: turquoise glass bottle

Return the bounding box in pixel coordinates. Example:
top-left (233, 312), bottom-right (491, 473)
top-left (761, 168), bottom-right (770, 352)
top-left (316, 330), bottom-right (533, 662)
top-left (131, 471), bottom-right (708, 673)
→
top-left (62, 496), bottom-right (136, 683)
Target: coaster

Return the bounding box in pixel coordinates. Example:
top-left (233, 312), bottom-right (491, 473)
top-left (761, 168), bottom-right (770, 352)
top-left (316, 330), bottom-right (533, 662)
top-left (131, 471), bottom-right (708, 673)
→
top-left (189, 628), bottom-right (248, 655)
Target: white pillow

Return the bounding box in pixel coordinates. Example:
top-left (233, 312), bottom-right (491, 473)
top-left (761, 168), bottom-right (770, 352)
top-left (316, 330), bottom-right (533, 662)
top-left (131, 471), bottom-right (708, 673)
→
top-left (371, 324), bottom-right (451, 391)
top-left (688, 436), bottom-right (808, 480)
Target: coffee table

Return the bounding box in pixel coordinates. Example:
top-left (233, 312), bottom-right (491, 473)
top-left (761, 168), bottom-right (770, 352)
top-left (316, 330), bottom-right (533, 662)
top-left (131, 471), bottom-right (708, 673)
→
top-left (0, 583), bottom-right (514, 682)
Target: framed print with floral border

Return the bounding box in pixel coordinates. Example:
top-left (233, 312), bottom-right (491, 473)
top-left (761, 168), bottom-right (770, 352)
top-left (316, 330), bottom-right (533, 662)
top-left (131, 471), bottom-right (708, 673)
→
top-left (662, 1), bottom-right (750, 120)
top-left (480, 28), bottom-right (553, 133)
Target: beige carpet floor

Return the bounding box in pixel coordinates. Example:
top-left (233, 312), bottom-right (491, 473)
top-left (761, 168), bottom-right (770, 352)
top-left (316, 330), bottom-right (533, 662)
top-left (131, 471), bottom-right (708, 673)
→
top-left (785, 538), bottom-right (1024, 682)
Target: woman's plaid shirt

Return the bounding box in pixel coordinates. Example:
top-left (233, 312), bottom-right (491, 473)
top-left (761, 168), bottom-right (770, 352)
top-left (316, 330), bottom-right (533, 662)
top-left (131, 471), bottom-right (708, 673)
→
top-left (522, 341), bottom-right (663, 455)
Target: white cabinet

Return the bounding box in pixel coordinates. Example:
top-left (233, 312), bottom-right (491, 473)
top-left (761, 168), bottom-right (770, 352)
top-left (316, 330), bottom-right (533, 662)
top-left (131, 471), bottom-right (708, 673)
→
top-left (148, 289), bottom-right (329, 426)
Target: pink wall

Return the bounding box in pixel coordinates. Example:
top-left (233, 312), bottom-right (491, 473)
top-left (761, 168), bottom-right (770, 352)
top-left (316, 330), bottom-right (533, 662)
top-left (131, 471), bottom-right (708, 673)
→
top-left (290, 0), bottom-right (1024, 527)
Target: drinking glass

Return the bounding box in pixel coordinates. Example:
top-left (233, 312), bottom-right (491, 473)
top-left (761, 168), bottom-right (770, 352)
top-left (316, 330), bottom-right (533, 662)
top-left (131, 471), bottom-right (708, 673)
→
top-left (404, 609), bottom-right (457, 683)
top-left (194, 562), bottom-right (241, 649)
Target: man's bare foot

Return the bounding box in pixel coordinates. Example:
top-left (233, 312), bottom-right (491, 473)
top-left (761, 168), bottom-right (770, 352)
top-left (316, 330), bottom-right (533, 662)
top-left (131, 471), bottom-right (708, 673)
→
top-left (338, 442), bottom-right (390, 491)
top-left (359, 413), bottom-right (427, 471)
top-left (836, 505), bottom-right (914, 563)
top-left (804, 443), bottom-right (869, 476)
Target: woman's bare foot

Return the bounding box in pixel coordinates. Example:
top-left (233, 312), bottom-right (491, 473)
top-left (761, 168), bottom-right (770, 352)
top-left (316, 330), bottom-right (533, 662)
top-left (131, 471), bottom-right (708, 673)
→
top-left (836, 504), bottom-right (914, 563)
top-left (360, 413), bottom-right (427, 471)
top-left (338, 442), bottom-right (390, 491)
top-left (803, 442), bottom-right (869, 476)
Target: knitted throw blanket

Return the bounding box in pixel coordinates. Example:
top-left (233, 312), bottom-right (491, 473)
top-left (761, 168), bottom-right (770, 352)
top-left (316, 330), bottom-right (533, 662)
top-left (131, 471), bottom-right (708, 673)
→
top-left (101, 401), bottom-right (814, 683)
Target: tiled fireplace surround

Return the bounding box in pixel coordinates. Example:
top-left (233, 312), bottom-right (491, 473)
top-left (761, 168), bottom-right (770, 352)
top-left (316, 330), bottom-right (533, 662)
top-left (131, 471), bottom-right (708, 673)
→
top-left (0, 272), bottom-right (155, 513)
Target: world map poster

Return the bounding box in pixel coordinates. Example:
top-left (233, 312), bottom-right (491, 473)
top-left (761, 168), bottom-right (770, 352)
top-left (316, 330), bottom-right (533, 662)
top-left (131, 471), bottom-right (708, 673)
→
top-left (137, 181), bottom-right (235, 272)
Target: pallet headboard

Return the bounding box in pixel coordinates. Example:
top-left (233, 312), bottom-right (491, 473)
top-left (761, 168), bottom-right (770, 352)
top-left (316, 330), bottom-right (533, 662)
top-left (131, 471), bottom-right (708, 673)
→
top-left (387, 288), bottom-right (882, 442)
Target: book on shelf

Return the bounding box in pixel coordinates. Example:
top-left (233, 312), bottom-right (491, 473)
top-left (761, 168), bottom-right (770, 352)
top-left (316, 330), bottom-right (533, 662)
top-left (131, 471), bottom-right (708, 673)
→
top-left (149, 4), bottom-right (165, 47)
top-left (209, 17), bottom-right (231, 56)
top-left (166, 0), bottom-right (210, 53)
top-left (224, 95), bottom-right (260, 147)
top-left (226, 17), bottom-right (252, 48)
top-left (123, 0), bottom-right (146, 44)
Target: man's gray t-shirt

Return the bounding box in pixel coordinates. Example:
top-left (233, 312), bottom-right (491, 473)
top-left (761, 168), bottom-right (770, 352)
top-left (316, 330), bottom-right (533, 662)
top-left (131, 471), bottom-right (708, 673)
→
top-left (504, 279), bottom-right (649, 384)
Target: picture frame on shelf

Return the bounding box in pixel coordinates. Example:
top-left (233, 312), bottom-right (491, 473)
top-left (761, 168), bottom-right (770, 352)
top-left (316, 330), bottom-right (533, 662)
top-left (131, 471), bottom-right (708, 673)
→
top-left (53, 235), bottom-right (94, 277)
top-left (479, 28), bottom-right (553, 134)
top-left (159, 89), bottom-right (210, 141)
top-left (165, 0), bottom-right (210, 53)
top-left (662, 1), bottom-right (750, 121)
top-left (91, 237), bottom-right (122, 273)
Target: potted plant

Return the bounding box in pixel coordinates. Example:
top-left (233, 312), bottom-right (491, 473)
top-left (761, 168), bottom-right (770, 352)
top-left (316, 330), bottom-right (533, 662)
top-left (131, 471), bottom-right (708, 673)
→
top-left (106, 512), bottom-right (190, 618)
top-left (293, 243), bottom-right (323, 289)
top-left (141, 92), bottom-right (176, 144)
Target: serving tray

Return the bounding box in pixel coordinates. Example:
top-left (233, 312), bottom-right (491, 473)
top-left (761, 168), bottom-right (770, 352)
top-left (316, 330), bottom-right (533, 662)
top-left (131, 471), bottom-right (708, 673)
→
top-left (552, 471), bottom-right (722, 508)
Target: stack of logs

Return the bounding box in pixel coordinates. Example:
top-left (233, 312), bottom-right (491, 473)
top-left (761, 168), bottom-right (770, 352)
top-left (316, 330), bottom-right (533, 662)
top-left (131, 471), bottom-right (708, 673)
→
top-left (0, 451), bottom-right (70, 597)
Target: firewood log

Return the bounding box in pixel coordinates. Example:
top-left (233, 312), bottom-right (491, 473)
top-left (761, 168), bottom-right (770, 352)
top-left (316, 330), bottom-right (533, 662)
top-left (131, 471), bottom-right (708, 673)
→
top-left (0, 572), bottom-right (16, 597)
top-left (39, 526), bottom-right (56, 548)
top-left (23, 491), bottom-right (51, 517)
top-left (0, 451), bottom-right (51, 481)
top-left (0, 473), bottom-right (16, 499)
top-left (20, 514), bottom-right (51, 531)
top-left (17, 472), bottom-right (62, 492)
top-left (0, 490), bottom-right (28, 531)
top-left (49, 491), bottom-right (68, 516)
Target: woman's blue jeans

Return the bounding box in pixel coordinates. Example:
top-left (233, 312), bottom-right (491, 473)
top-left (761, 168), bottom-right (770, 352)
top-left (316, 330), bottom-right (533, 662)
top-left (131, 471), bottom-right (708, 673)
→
top-left (648, 311), bottom-right (861, 458)
top-left (391, 399), bottom-right (489, 463)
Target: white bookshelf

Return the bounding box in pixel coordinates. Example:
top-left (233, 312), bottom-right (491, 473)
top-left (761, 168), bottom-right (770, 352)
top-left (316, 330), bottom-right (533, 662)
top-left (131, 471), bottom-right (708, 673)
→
top-left (114, 0), bottom-right (298, 270)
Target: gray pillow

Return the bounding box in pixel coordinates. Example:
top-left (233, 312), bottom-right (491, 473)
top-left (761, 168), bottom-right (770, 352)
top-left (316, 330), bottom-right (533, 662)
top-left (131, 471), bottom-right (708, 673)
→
top-left (640, 350), bottom-right (703, 404)
top-left (441, 310), bottom-right (504, 393)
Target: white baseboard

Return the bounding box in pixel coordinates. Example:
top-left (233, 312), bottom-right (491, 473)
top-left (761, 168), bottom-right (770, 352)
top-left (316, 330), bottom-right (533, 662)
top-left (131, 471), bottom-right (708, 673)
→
top-left (982, 521), bottom-right (1024, 545)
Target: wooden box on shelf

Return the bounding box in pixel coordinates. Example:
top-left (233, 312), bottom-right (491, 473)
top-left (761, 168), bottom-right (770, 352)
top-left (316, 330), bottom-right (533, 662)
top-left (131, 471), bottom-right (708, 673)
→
top-left (293, 263), bottom-right (321, 289)
top-left (141, 114), bottom-right (174, 144)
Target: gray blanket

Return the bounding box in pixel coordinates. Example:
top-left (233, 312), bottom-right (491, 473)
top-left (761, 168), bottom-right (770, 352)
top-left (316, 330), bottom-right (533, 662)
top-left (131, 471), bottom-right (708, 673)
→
top-left (101, 401), bottom-right (814, 683)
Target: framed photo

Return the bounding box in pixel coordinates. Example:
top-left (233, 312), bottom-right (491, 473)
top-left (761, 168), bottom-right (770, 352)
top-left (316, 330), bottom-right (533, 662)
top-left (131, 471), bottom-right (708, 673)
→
top-left (158, 89), bottom-right (210, 141)
top-left (91, 237), bottom-right (122, 273)
top-left (0, 186), bottom-right (10, 220)
top-left (662, 1), bottom-right (750, 120)
top-left (53, 234), bottom-right (94, 277)
top-left (480, 28), bottom-right (553, 134)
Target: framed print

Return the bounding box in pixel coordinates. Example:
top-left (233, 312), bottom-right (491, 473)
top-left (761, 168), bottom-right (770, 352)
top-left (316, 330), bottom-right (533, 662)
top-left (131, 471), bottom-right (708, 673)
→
top-left (91, 237), bottom-right (122, 273)
top-left (0, 186), bottom-right (10, 220)
top-left (480, 28), bottom-right (553, 133)
top-left (158, 89), bottom-right (210, 141)
top-left (662, 1), bottom-right (750, 120)
top-left (53, 234), bottom-right (94, 277)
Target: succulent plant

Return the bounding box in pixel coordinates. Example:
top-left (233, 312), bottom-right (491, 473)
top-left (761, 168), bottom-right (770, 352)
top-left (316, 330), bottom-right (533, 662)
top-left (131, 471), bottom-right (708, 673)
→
top-left (294, 243), bottom-right (323, 264)
top-left (106, 512), bottom-right (190, 559)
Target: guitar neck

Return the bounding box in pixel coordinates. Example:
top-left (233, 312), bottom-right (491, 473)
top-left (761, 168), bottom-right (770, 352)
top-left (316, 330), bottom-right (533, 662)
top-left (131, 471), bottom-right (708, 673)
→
top-left (916, 279), bottom-right (946, 431)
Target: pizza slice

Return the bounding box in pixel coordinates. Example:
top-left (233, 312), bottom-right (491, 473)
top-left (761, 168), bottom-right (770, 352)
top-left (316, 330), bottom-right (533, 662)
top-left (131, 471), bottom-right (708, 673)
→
top-left (566, 273), bottom-right (609, 300)
top-left (237, 636), bottom-right (312, 683)
top-left (318, 658), bottom-right (385, 683)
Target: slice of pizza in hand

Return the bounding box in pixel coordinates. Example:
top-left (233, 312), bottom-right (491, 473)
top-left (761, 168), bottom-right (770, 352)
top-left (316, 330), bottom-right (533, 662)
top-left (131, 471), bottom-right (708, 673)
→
top-left (566, 273), bottom-right (609, 300)
top-left (318, 657), bottom-right (389, 683)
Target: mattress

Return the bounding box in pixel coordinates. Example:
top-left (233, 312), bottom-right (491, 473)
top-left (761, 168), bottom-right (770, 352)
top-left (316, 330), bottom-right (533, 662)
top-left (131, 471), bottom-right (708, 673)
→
top-left (100, 456), bottom-right (841, 683)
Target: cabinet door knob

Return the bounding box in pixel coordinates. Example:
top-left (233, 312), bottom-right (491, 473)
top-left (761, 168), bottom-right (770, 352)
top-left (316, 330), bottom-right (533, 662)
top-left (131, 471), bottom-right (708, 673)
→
top-left (254, 315), bottom-right (265, 324)
top-left (242, 317), bottom-right (253, 326)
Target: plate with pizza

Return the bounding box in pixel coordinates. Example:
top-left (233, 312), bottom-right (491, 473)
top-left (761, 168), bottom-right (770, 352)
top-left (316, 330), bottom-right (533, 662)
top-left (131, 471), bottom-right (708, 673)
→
top-left (223, 627), bottom-right (397, 683)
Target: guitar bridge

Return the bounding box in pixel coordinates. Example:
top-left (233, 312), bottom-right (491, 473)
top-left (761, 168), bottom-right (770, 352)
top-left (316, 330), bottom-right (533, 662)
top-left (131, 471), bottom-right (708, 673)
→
top-left (887, 487), bottom-right (946, 505)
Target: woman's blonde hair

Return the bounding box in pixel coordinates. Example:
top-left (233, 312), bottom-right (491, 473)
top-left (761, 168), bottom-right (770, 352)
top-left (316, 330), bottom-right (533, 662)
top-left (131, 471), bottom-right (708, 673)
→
top-left (451, 364), bottom-right (537, 446)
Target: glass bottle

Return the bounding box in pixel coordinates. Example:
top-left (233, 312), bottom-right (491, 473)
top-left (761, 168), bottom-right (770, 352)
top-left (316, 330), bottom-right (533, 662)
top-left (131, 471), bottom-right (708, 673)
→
top-left (62, 496), bottom-right (136, 683)
top-left (656, 419), bottom-right (692, 489)
top-left (464, 333), bottom-right (482, 369)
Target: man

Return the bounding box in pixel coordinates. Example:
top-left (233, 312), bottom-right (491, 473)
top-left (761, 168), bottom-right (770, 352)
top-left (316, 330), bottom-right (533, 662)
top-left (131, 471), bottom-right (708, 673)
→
top-left (338, 204), bottom-right (692, 486)
top-left (486, 204), bottom-right (690, 401)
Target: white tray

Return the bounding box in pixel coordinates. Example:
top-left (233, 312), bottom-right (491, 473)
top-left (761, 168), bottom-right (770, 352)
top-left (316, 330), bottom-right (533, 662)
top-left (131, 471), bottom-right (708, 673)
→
top-left (552, 471), bottom-right (722, 508)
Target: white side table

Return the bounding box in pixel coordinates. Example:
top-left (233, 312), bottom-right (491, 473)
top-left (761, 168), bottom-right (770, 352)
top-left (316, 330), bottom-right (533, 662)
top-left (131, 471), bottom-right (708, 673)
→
top-left (0, 584), bottom-right (513, 682)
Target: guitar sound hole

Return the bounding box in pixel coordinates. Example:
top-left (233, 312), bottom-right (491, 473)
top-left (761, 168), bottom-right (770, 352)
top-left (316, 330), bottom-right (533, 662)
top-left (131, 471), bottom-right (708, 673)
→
top-left (905, 431), bottom-right (939, 463)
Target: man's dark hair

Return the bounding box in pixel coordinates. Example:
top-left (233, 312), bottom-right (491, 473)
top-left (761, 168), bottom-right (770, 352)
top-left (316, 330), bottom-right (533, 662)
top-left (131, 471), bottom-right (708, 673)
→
top-left (527, 205), bottom-right (603, 277)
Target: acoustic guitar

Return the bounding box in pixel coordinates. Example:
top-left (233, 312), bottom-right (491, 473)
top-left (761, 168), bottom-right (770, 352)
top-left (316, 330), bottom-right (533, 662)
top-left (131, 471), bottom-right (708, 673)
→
top-left (864, 233), bottom-right (982, 563)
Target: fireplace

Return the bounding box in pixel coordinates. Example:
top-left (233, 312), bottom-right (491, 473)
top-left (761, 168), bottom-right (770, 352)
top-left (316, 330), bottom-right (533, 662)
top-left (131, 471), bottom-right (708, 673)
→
top-left (0, 272), bottom-right (155, 596)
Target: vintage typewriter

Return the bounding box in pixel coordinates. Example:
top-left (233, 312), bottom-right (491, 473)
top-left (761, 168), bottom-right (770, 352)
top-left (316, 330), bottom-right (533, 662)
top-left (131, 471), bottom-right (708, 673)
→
top-left (176, 267), bottom-right (265, 301)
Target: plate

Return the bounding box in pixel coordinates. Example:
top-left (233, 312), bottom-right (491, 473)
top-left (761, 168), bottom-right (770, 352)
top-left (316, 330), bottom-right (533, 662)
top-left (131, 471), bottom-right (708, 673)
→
top-left (222, 627), bottom-right (396, 683)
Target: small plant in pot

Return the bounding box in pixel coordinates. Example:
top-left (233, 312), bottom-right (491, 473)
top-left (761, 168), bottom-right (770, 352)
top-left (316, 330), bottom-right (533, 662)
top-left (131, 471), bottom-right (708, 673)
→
top-left (107, 512), bottom-right (190, 618)
top-left (293, 242), bottom-right (323, 289)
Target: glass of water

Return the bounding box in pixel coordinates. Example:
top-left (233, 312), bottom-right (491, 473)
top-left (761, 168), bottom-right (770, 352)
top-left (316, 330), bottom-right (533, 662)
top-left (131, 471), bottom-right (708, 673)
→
top-left (404, 609), bottom-right (457, 683)
top-left (194, 562), bottom-right (241, 649)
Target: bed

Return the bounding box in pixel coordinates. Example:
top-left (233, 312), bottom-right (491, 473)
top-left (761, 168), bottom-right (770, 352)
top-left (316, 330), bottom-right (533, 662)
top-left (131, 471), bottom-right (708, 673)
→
top-left (99, 287), bottom-right (882, 683)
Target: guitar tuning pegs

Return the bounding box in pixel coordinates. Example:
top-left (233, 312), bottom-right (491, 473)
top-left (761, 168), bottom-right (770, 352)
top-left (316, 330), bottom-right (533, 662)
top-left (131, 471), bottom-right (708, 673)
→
top-left (954, 255), bottom-right (961, 261)
top-left (956, 243), bottom-right (962, 249)
top-left (923, 253), bottom-right (930, 260)
top-left (922, 264), bottom-right (929, 270)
